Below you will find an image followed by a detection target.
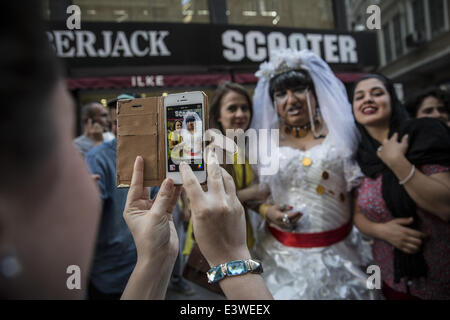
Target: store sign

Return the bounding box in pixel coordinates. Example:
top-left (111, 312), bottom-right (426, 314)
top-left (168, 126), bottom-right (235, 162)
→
top-left (47, 22), bottom-right (378, 70)
top-left (47, 30), bottom-right (171, 58)
top-left (222, 30), bottom-right (358, 63)
top-left (131, 75), bottom-right (165, 87)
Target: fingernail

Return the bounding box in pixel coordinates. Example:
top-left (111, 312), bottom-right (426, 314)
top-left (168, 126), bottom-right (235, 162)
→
top-left (163, 178), bottom-right (174, 191)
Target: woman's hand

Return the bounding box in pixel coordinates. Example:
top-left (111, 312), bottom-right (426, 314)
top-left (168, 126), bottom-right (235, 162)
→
top-left (266, 204), bottom-right (303, 230)
top-left (179, 150), bottom-right (273, 300)
top-left (179, 151), bottom-right (250, 267)
top-left (123, 156), bottom-right (181, 265)
top-left (377, 133), bottom-right (409, 168)
top-left (237, 184), bottom-right (270, 203)
top-left (121, 156), bottom-right (181, 299)
top-left (377, 217), bottom-right (427, 254)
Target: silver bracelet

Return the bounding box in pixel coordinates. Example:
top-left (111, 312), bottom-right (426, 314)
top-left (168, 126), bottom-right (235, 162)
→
top-left (399, 165), bottom-right (415, 185)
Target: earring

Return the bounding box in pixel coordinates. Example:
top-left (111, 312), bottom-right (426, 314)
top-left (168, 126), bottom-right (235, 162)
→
top-left (314, 107), bottom-right (323, 125)
top-left (0, 248), bottom-right (22, 279)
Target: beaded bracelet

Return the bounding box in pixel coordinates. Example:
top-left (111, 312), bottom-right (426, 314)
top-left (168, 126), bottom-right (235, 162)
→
top-left (206, 259), bottom-right (263, 284)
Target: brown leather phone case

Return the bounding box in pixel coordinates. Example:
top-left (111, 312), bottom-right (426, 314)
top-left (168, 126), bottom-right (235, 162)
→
top-left (116, 92), bottom-right (208, 187)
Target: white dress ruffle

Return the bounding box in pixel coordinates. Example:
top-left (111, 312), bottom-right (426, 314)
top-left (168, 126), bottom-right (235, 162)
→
top-left (253, 137), bottom-right (377, 300)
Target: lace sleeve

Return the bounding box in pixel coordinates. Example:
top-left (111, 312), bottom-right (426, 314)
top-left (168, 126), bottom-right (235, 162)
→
top-left (343, 158), bottom-right (364, 192)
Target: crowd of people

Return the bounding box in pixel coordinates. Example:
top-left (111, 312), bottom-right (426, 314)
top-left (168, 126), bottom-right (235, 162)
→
top-left (1, 1), bottom-right (449, 300)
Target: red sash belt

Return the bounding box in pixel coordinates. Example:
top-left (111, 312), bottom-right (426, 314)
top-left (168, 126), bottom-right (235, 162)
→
top-left (186, 151), bottom-right (200, 157)
top-left (268, 221), bottom-right (352, 248)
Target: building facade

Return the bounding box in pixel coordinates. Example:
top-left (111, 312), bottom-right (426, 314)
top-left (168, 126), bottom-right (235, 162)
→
top-left (347, 0), bottom-right (450, 99)
top-left (43, 0), bottom-right (379, 134)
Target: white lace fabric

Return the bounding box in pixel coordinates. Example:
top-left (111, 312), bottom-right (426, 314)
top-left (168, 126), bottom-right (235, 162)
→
top-left (249, 49), bottom-right (376, 300)
top-left (253, 138), bottom-right (376, 300)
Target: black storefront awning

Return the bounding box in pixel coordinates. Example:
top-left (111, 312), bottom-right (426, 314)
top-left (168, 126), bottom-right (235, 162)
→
top-left (47, 21), bottom-right (379, 79)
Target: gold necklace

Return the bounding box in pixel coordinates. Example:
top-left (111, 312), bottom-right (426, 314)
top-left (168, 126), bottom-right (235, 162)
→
top-left (284, 122), bottom-right (311, 138)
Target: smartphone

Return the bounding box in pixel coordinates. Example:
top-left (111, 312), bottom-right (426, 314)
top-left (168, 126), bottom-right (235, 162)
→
top-left (164, 91), bottom-right (206, 185)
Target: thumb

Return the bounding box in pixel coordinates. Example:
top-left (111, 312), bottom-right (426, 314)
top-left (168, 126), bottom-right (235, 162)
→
top-left (127, 156), bottom-right (145, 202)
top-left (395, 217), bottom-right (414, 225)
top-left (150, 178), bottom-right (176, 218)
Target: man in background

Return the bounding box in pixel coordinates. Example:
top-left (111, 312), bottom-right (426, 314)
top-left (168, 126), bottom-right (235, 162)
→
top-left (85, 95), bottom-right (136, 299)
top-left (73, 102), bottom-right (111, 157)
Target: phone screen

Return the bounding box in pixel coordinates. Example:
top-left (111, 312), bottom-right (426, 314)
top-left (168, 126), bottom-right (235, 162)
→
top-left (166, 104), bottom-right (204, 172)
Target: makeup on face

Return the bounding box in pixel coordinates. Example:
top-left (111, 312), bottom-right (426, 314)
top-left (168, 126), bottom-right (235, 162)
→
top-left (273, 85), bottom-right (309, 106)
top-left (275, 86), bottom-right (314, 127)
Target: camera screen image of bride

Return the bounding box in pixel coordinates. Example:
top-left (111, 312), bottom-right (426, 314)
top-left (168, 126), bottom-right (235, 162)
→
top-left (166, 105), bottom-right (204, 172)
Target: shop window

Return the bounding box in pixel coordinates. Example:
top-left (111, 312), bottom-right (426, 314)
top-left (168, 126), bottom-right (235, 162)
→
top-left (429, 0), bottom-right (445, 36)
top-left (448, 0), bottom-right (450, 29)
top-left (393, 14), bottom-right (403, 58)
top-left (56, 0), bottom-right (211, 23)
top-left (407, 0), bottom-right (427, 46)
top-left (383, 23), bottom-right (392, 63)
top-left (226, 0), bottom-right (334, 29)
top-left (411, 0), bottom-right (426, 34)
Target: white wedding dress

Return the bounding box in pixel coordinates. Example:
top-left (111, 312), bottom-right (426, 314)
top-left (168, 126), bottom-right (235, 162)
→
top-left (253, 136), bottom-right (377, 300)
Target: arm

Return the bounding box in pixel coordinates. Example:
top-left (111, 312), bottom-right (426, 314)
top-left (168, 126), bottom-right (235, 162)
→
top-left (388, 158), bottom-right (450, 221)
top-left (121, 253), bottom-right (174, 300)
top-left (85, 152), bottom-right (108, 201)
top-left (377, 133), bottom-right (450, 221)
top-left (236, 183), bottom-right (270, 203)
top-left (121, 156), bottom-right (181, 300)
top-left (353, 198), bottom-right (426, 254)
top-left (180, 151), bottom-right (273, 300)
top-left (218, 272), bottom-right (271, 300)
top-left (169, 139), bottom-right (177, 149)
top-left (353, 202), bottom-right (385, 240)
top-left (262, 204), bottom-right (302, 230)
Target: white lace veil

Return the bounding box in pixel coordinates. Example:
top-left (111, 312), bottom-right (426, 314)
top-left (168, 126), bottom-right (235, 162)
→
top-left (181, 111), bottom-right (202, 139)
top-left (250, 49), bottom-right (360, 160)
